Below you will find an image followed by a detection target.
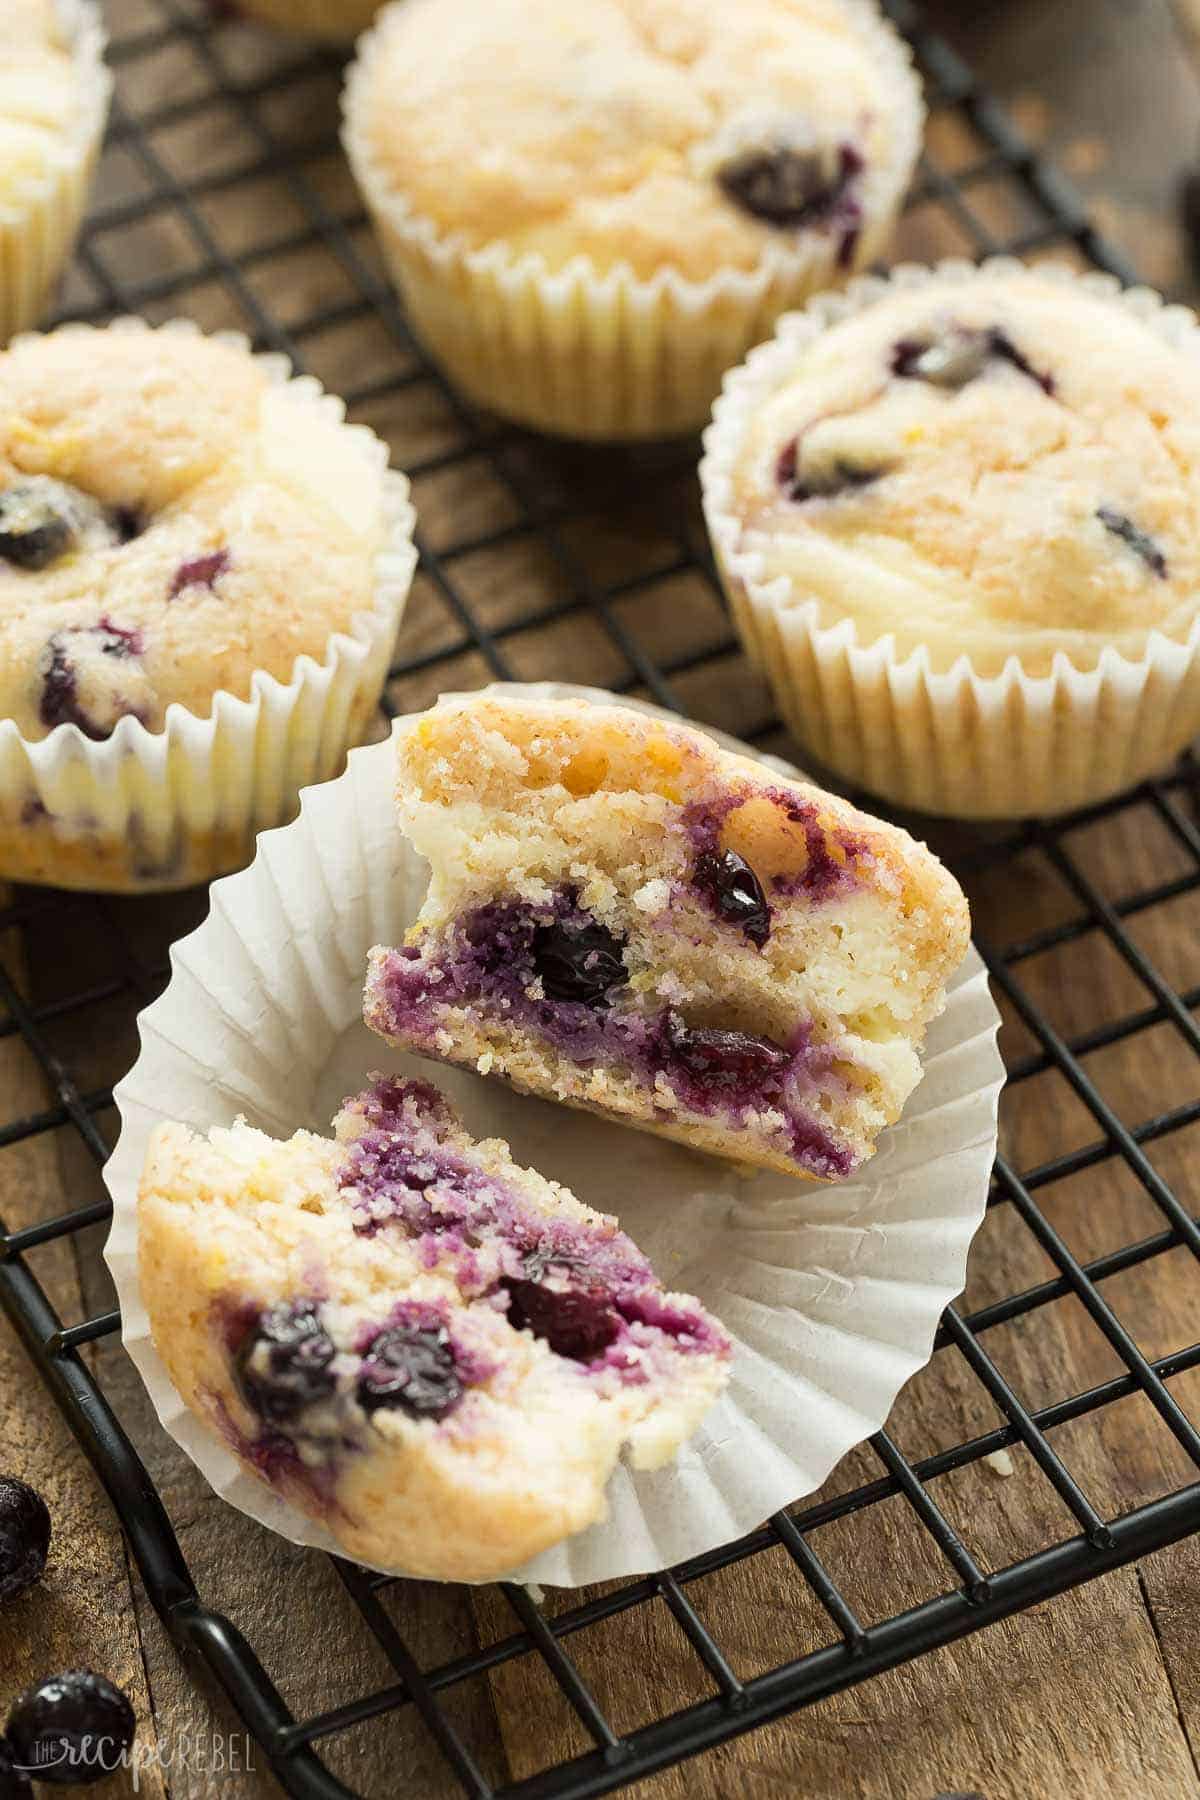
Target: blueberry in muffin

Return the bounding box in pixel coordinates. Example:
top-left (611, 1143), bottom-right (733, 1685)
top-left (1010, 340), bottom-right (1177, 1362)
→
top-left (364, 694), bottom-right (969, 1181)
top-left (703, 263), bottom-right (1200, 816)
top-left (137, 1076), bottom-right (729, 1581)
top-left (344, 0), bottom-right (923, 438)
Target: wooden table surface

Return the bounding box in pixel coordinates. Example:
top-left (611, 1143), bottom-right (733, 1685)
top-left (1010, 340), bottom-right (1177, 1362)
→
top-left (4, 2), bottom-right (1200, 1797)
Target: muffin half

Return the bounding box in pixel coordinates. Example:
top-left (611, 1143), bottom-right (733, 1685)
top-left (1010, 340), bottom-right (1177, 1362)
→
top-left (138, 1075), bottom-right (729, 1581)
top-left (364, 693), bottom-right (969, 1181)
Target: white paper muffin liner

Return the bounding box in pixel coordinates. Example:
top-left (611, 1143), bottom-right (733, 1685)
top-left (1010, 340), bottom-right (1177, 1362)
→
top-left (0, 316), bottom-right (416, 892)
top-left (0, 0), bottom-right (111, 345)
top-left (235, 0), bottom-right (381, 43)
top-left (341, 1), bottom-right (924, 442)
top-left (104, 682), bottom-right (1002, 1586)
top-left (701, 256), bottom-right (1200, 819)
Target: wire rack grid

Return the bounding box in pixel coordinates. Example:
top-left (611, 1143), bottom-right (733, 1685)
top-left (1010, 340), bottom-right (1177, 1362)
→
top-left (3, 2), bottom-right (1200, 1796)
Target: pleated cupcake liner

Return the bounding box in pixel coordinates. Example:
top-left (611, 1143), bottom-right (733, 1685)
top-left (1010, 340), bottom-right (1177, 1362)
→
top-left (701, 256), bottom-right (1200, 819)
top-left (0, 0), bottom-right (112, 344)
top-left (342, 0), bottom-right (924, 442)
top-left (0, 317), bottom-right (416, 892)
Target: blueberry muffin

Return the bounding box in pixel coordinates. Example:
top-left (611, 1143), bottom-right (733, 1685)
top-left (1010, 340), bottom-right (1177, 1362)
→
top-left (234, 0), bottom-right (380, 42)
top-left (0, 0), bottom-right (110, 342)
top-left (0, 320), bottom-right (414, 890)
top-left (703, 261), bottom-right (1200, 817)
top-left (138, 1076), bottom-right (729, 1581)
top-left (343, 0), bottom-right (923, 439)
top-left (364, 693), bottom-right (969, 1182)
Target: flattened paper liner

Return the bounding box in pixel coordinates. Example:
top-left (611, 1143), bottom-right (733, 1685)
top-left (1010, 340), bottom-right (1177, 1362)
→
top-left (105, 683), bottom-right (1002, 1585)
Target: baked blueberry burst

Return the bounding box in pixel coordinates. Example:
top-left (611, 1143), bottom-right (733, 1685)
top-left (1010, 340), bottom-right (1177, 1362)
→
top-left (0, 477), bottom-right (130, 571)
top-left (717, 140), bottom-right (865, 264)
top-left (364, 694), bottom-right (970, 1182)
top-left (137, 1075), bottom-right (730, 1580)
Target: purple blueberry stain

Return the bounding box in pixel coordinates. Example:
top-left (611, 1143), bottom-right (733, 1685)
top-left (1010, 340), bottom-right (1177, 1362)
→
top-left (169, 547), bottom-right (231, 600)
top-left (693, 848), bottom-right (771, 947)
top-left (333, 1078), bottom-right (729, 1376)
top-left (208, 1391), bottom-right (343, 1513)
top-left (1097, 505), bottom-right (1167, 578)
top-left (368, 887), bottom-right (855, 1180)
top-left (770, 792), bottom-right (869, 905)
top-left (892, 325), bottom-right (1054, 396)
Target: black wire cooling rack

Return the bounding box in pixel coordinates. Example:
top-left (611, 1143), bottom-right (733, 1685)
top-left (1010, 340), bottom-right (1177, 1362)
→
top-left (4, 2), bottom-right (1200, 1796)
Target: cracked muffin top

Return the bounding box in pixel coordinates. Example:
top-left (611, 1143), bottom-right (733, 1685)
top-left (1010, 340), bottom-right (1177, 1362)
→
top-left (355, 0), bottom-right (920, 282)
top-left (0, 0), bottom-right (88, 209)
top-left (0, 324), bottom-right (387, 741)
top-left (722, 270), bottom-right (1200, 676)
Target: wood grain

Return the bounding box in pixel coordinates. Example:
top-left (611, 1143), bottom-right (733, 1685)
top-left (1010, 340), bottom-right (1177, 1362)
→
top-left (3, 2), bottom-right (1200, 1798)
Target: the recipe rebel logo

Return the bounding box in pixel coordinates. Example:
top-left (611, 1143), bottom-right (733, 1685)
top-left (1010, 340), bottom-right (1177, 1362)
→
top-left (22, 1728), bottom-right (258, 1788)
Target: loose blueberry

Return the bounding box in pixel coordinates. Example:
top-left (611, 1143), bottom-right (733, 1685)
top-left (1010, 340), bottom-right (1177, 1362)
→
top-left (0, 487), bottom-right (73, 571)
top-left (775, 438), bottom-right (885, 503)
top-left (168, 548), bottom-right (231, 600)
top-left (663, 1012), bottom-right (790, 1082)
top-left (892, 326), bottom-right (1053, 395)
top-left (504, 1279), bottom-right (620, 1363)
top-left (1097, 505), bottom-right (1168, 578)
top-left (694, 849), bottom-right (771, 947)
top-left (5, 1671), bottom-right (134, 1787)
top-left (532, 915), bottom-right (628, 1004)
top-left (234, 1301), bottom-right (336, 1425)
top-left (718, 142), bottom-right (862, 229)
top-left (357, 1324), bottom-right (462, 1419)
top-left (0, 1736), bottom-right (31, 1799)
top-left (0, 1477), bottom-right (51, 1605)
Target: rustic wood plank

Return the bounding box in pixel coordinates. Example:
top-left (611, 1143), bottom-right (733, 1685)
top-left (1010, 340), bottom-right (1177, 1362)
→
top-left (0, 894), bottom-right (166, 1800)
top-left (4, 3), bottom-right (1200, 1798)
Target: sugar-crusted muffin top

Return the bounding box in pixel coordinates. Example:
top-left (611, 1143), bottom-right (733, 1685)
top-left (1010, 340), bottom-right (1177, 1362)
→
top-left (0, 325), bottom-right (387, 740)
top-left (0, 0), bottom-right (85, 209)
top-left (356, 0), bottom-right (919, 282)
top-left (723, 271), bottom-right (1200, 677)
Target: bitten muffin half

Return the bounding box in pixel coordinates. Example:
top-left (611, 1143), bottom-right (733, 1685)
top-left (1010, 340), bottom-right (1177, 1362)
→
top-left (703, 260), bottom-right (1200, 817)
top-left (364, 693), bottom-right (969, 1182)
top-left (138, 1076), bottom-right (729, 1581)
top-left (0, 320), bottom-right (414, 890)
top-left (344, 0), bottom-right (923, 439)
